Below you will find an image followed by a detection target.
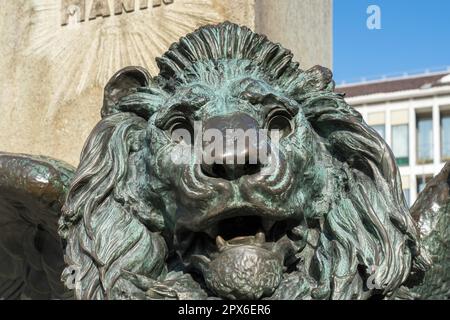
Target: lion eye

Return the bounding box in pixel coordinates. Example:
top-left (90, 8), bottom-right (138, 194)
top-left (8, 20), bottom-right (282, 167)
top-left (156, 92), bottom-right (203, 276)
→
top-left (265, 108), bottom-right (294, 139)
top-left (166, 116), bottom-right (194, 145)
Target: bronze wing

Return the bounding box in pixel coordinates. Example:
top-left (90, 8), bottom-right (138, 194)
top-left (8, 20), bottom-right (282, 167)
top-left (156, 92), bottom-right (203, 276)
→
top-left (409, 162), bottom-right (450, 299)
top-left (0, 152), bottom-right (75, 299)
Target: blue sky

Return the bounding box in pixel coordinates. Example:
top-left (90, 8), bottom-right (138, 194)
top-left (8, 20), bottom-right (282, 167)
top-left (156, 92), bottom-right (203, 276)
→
top-left (334, 0), bottom-right (450, 84)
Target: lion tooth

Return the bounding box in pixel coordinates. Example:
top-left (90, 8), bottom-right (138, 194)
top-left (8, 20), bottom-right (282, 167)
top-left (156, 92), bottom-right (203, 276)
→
top-left (191, 255), bottom-right (211, 264)
top-left (256, 231), bottom-right (266, 243)
top-left (216, 235), bottom-right (226, 249)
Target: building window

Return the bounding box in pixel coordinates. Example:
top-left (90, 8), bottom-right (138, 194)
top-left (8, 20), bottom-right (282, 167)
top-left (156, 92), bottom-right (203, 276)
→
top-left (416, 114), bottom-right (433, 164)
top-left (372, 124), bottom-right (385, 140)
top-left (417, 175), bottom-right (433, 194)
top-left (403, 189), bottom-right (411, 207)
top-left (442, 112), bottom-right (450, 161)
top-left (392, 125), bottom-right (409, 166)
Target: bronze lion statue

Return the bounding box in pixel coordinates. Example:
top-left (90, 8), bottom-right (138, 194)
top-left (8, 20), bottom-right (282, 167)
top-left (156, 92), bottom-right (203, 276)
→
top-left (0, 22), bottom-right (449, 300)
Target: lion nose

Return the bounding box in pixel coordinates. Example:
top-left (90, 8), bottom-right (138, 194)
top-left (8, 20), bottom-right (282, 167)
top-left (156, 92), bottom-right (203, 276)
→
top-left (202, 161), bottom-right (262, 181)
top-left (201, 113), bottom-right (263, 181)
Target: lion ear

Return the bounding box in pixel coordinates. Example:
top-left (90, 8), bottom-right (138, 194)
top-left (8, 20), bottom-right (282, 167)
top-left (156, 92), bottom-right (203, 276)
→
top-left (294, 65), bottom-right (335, 96)
top-left (102, 66), bottom-right (152, 118)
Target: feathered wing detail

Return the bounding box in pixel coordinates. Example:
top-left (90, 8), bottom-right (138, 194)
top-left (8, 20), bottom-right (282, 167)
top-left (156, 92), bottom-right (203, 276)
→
top-left (407, 162), bottom-right (450, 299)
top-left (0, 152), bottom-right (75, 299)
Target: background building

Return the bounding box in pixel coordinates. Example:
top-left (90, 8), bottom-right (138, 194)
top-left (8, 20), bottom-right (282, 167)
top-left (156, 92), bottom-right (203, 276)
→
top-left (337, 68), bottom-right (450, 206)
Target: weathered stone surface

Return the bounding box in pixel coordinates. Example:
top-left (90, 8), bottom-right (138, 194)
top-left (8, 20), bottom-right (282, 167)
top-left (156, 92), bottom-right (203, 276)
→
top-left (256, 0), bottom-right (333, 70)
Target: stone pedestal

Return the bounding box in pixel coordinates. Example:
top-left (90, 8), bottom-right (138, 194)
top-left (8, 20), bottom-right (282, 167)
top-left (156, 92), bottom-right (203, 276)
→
top-left (0, 0), bottom-right (332, 165)
top-left (256, 0), bottom-right (332, 70)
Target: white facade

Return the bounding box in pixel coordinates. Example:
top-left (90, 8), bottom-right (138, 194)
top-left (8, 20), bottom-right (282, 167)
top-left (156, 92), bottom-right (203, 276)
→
top-left (340, 72), bottom-right (450, 206)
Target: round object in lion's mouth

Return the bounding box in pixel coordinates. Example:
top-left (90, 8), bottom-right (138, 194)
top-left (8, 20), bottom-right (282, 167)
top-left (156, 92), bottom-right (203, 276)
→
top-left (202, 245), bottom-right (284, 300)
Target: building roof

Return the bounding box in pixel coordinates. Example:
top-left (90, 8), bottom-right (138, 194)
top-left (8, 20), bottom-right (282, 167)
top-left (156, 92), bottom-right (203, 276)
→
top-left (336, 71), bottom-right (450, 98)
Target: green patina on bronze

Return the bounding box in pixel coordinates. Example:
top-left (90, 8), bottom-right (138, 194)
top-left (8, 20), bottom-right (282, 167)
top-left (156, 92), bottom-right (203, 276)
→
top-left (0, 22), bottom-right (448, 300)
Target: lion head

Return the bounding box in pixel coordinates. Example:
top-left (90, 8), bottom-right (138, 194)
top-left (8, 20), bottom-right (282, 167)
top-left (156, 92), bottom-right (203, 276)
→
top-left (59, 22), bottom-right (428, 300)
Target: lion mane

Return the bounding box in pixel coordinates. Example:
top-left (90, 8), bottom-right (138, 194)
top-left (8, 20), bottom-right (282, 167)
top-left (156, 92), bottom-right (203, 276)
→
top-left (59, 22), bottom-right (429, 300)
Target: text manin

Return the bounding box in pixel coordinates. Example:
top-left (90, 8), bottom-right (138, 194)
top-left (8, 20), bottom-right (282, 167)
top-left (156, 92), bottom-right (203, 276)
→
top-left (61, 0), bottom-right (174, 26)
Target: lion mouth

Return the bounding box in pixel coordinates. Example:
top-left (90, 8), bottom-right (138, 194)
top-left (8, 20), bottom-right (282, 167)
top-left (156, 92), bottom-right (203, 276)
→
top-left (176, 214), bottom-right (297, 260)
top-left (174, 210), bottom-right (303, 299)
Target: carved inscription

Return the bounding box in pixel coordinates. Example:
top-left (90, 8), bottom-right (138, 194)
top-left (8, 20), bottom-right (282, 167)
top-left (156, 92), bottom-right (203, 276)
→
top-left (61, 0), bottom-right (174, 26)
